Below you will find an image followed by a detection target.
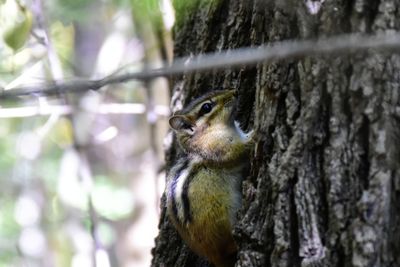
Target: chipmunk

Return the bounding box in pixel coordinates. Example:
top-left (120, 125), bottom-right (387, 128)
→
top-left (166, 90), bottom-right (253, 267)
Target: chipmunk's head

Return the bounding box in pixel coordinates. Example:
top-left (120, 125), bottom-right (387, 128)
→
top-left (169, 90), bottom-right (246, 162)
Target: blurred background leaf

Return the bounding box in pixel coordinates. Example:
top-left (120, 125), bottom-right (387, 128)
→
top-left (3, 7), bottom-right (32, 51)
top-left (0, 0), bottom-right (172, 266)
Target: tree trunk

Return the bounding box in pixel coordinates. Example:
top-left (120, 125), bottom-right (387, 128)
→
top-left (152, 1), bottom-right (400, 266)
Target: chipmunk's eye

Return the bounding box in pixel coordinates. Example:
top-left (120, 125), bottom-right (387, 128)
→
top-left (199, 102), bottom-right (213, 116)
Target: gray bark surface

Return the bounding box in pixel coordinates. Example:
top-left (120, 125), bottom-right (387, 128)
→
top-left (152, 1), bottom-right (400, 266)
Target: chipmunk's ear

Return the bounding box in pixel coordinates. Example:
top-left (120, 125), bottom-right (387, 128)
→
top-left (169, 115), bottom-right (194, 133)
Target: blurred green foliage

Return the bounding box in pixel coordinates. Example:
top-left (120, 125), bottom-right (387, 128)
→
top-left (0, 199), bottom-right (19, 264)
top-left (3, 7), bottom-right (32, 51)
top-left (130, 0), bottom-right (164, 34)
top-left (0, 0), bottom-right (167, 265)
top-left (46, 0), bottom-right (97, 23)
top-left (92, 175), bottom-right (134, 220)
top-left (50, 22), bottom-right (75, 72)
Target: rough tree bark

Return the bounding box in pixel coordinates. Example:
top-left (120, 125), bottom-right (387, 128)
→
top-left (152, 1), bottom-right (400, 266)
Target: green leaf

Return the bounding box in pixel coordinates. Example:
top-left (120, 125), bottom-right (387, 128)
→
top-left (3, 9), bottom-right (33, 51)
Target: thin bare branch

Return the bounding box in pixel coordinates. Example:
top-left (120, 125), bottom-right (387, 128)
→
top-left (2, 32), bottom-right (400, 99)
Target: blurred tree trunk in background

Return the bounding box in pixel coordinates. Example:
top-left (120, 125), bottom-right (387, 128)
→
top-left (73, 3), bottom-right (105, 77)
top-left (152, 1), bottom-right (400, 266)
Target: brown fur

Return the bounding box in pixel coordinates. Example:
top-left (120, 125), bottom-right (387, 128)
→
top-left (166, 90), bottom-right (252, 267)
